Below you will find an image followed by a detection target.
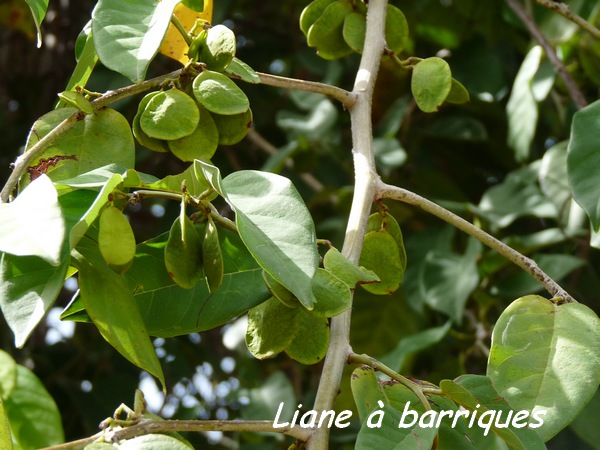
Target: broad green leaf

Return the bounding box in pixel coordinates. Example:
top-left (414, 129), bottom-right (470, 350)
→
top-left (54, 164), bottom-right (131, 189)
top-left (263, 271), bottom-right (298, 308)
top-left (195, 159), bottom-right (225, 197)
top-left (119, 434), bottom-right (192, 450)
top-left (385, 5), bottom-right (410, 54)
top-left (0, 399), bottom-right (11, 450)
top-left (445, 78), bottom-right (470, 104)
top-left (246, 296), bottom-right (300, 359)
top-left (0, 351), bottom-right (17, 400)
top-left (140, 89), bottom-right (199, 140)
top-left (571, 388), bottom-right (600, 449)
top-left (441, 376), bottom-right (546, 450)
top-left (299, 0), bottom-right (337, 36)
top-left (193, 70), bottom-right (250, 115)
top-left (21, 107), bottom-right (134, 191)
top-left (568, 98), bottom-right (600, 232)
top-left (146, 164), bottom-right (211, 198)
top-left (0, 175), bottom-right (65, 265)
top-left (0, 251), bottom-right (69, 348)
top-left (379, 321), bottom-right (452, 372)
top-left (276, 98), bottom-right (338, 138)
top-left (284, 309), bottom-right (329, 364)
top-left (351, 365), bottom-right (385, 422)
top-left (126, 230), bottom-right (270, 337)
top-left (4, 365), bottom-right (63, 449)
top-left (212, 108), bottom-right (253, 146)
top-left (487, 295), bottom-right (600, 441)
top-left (506, 46), bottom-right (542, 162)
top-left (133, 92), bottom-right (169, 153)
top-left (310, 268), bottom-right (352, 318)
top-left (419, 238), bottom-right (481, 324)
top-left (92, 0), bottom-right (181, 82)
top-left (24, 0), bottom-right (48, 47)
top-left (366, 212), bottom-right (407, 270)
top-left (72, 236), bottom-right (165, 390)
top-left (342, 12), bottom-right (366, 53)
top-left (222, 170), bottom-right (319, 309)
top-left (225, 57), bottom-right (260, 84)
top-left (539, 141), bottom-right (570, 215)
top-left (61, 25), bottom-right (98, 94)
top-left (306, 0), bottom-right (354, 60)
top-left (322, 246), bottom-right (379, 288)
top-left (359, 229), bottom-right (403, 295)
top-left (57, 91), bottom-right (93, 114)
top-left (411, 57), bottom-right (453, 113)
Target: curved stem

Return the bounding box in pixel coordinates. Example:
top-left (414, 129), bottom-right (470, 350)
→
top-left (257, 72), bottom-right (356, 108)
top-left (307, 1), bottom-right (388, 449)
top-left (376, 181), bottom-right (575, 302)
top-left (533, 0), bottom-right (600, 40)
top-left (39, 419), bottom-right (311, 450)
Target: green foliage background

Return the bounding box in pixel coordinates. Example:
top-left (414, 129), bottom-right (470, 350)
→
top-left (1, 0), bottom-right (600, 448)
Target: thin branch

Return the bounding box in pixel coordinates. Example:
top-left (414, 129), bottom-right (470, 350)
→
top-left (505, 0), bottom-right (588, 109)
top-left (376, 181), bottom-right (575, 302)
top-left (40, 419), bottom-right (312, 450)
top-left (308, 1), bottom-right (388, 449)
top-left (533, 0), bottom-right (600, 40)
top-left (257, 72), bottom-right (356, 108)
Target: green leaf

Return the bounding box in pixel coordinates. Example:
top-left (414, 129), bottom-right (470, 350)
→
top-left (306, 0), bottom-right (354, 60)
top-left (385, 5), bottom-right (409, 54)
top-left (24, 0), bottom-right (48, 47)
top-left (0, 251), bottom-right (69, 348)
top-left (141, 89), bottom-right (199, 140)
top-left (487, 295), bottom-right (600, 441)
top-left (0, 399), bottom-right (11, 450)
top-left (133, 92), bottom-right (169, 153)
top-left (91, 0), bottom-right (181, 82)
top-left (246, 296), bottom-right (300, 359)
top-left (119, 434), bottom-right (193, 450)
top-left (62, 25), bottom-right (98, 94)
top-left (168, 104), bottom-right (218, 161)
top-left (57, 91), bottom-right (93, 114)
top-left (571, 388), bottom-right (600, 449)
top-left (411, 57), bottom-right (453, 113)
top-left (366, 212), bottom-right (407, 270)
top-left (284, 309), bottom-right (329, 364)
top-left (4, 365), bottom-right (63, 449)
top-left (0, 351), bottom-right (17, 401)
top-left (126, 230), bottom-right (270, 337)
top-left (506, 46), bottom-right (543, 162)
top-left (419, 238), bottom-right (481, 324)
top-left (225, 57), bottom-right (260, 84)
top-left (146, 165), bottom-right (211, 198)
top-left (342, 12), bottom-right (366, 53)
top-left (568, 98), bottom-right (600, 232)
top-left (21, 108), bottom-right (134, 191)
top-left (445, 78), bottom-right (470, 104)
top-left (72, 236), bottom-right (165, 390)
top-left (299, 0), bottom-right (337, 36)
top-left (193, 70), bottom-right (250, 115)
top-left (241, 371), bottom-right (296, 421)
top-left (441, 375), bottom-right (546, 450)
top-left (0, 175), bottom-right (65, 265)
top-left (212, 108), bottom-right (253, 146)
top-left (310, 268), bottom-right (352, 318)
top-left (359, 229), bottom-right (404, 295)
top-left (222, 170), bottom-right (319, 309)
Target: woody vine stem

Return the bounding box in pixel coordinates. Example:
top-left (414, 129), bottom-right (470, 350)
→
top-left (5, 0), bottom-right (577, 446)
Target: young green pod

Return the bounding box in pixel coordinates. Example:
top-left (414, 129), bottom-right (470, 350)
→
top-left (98, 205), bottom-right (136, 274)
top-left (198, 24), bottom-right (236, 72)
top-left (164, 207), bottom-right (204, 289)
top-left (202, 216), bottom-right (224, 293)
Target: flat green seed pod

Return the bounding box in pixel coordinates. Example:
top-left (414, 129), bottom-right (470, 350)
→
top-left (342, 12), bottom-right (366, 53)
top-left (198, 24), bottom-right (236, 72)
top-left (366, 212), bottom-right (407, 271)
top-left (98, 206), bottom-right (136, 274)
top-left (193, 70), bottom-right (250, 115)
top-left (211, 108), bottom-right (252, 145)
top-left (140, 88), bottom-right (200, 140)
top-left (168, 104), bottom-right (219, 161)
top-left (306, 0), bottom-right (354, 60)
top-left (385, 5), bottom-right (409, 54)
top-left (411, 57), bottom-right (452, 113)
top-left (133, 91), bottom-right (169, 152)
top-left (299, 0), bottom-right (337, 36)
top-left (164, 214), bottom-right (204, 289)
top-left (359, 229), bottom-right (404, 295)
top-left (202, 216), bottom-right (224, 293)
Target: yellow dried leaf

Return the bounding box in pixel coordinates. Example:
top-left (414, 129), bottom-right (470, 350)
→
top-left (159, 0), bottom-right (214, 64)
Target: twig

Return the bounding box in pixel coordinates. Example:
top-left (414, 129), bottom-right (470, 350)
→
top-left (533, 0), bottom-right (600, 40)
top-left (257, 72), bottom-right (356, 108)
top-left (307, 1), bottom-right (388, 449)
top-left (376, 181), bottom-right (575, 302)
top-left (505, 0), bottom-right (587, 109)
top-left (39, 419), bottom-right (311, 450)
